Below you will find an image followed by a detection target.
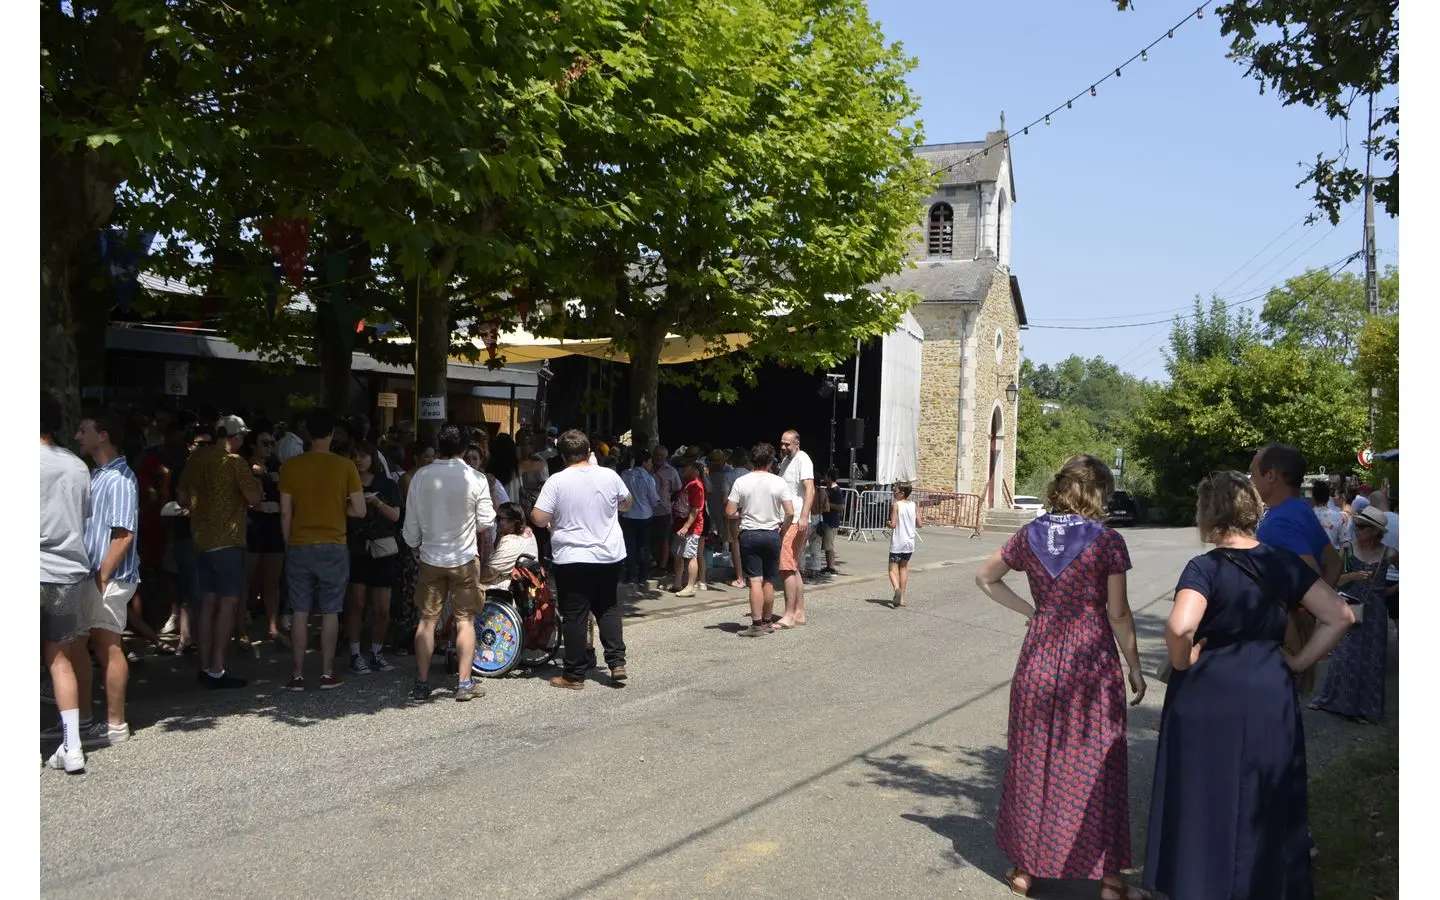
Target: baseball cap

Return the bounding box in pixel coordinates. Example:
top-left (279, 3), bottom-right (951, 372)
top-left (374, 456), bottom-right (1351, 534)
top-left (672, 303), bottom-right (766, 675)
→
top-left (546, 426), bottom-right (559, 437)
top-left (216, 415), bottom-right (249, 437)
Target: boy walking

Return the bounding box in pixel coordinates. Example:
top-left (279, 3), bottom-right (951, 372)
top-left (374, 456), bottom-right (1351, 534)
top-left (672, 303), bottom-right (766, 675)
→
top-left (888, 483), bottom-right (919, 607)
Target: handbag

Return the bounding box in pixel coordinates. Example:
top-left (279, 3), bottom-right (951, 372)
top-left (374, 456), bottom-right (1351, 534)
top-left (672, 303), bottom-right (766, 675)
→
top-left (1339, 547), bottom-right (1391, 625)
top-left (366, 536), bottom-right (400, 559)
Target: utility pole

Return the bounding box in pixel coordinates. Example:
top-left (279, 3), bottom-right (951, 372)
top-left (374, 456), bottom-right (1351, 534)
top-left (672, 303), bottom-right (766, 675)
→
top-left (1363, 91), bottom-right (1381, 439)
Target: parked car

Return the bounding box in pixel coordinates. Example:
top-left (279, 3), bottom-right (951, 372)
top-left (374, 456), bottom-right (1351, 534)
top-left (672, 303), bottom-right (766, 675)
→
top-left (1106, 490), bottom-right (1138, 527)
top-left (1012, 495), bottom-right (1044, 512)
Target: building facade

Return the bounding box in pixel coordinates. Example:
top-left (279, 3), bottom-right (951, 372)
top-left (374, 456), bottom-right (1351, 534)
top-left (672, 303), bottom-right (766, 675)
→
top-left (874, 132), bottom-right (1027, 505)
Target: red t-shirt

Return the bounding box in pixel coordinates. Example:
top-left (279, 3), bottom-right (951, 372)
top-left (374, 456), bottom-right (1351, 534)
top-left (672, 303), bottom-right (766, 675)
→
top-left (679, 478), bottom-right (706, 535)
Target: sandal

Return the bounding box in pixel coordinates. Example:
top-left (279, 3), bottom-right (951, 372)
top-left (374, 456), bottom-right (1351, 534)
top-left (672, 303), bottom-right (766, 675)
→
top-left (1099, 878), bottom-right (1152, 900)
top-left (1005, 868), bottom-right (1033, 897)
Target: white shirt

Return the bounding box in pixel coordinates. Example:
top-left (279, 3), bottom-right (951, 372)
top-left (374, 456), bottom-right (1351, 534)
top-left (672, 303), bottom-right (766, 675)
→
top-left (401, 458), bottom-right (496, 568)
top-left (891, 500), bottom-right (918, 554)
top-left (534, 464), bottom-right (630, 565)
top-left (727, 470), bottom-right (795, 532)
top-left (482, 532), bottom-right (539, 589)
top-left (275, 431), bottom-right (305, 464)
top-left (621, 466), bottom-right (660, 520)
top-left (778, 450), bottom-right (816, 524)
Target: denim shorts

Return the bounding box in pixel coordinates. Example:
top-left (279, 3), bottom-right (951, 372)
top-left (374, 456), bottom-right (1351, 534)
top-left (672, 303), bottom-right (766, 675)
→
top-left (197, 546), bottom-right (248, 599)
top-left (286, 543), bottom-right (349, 615)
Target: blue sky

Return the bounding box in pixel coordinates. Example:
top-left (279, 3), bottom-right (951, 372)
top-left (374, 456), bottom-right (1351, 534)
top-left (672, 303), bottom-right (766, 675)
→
top-left (866, 0), bottom-right (1399, 381)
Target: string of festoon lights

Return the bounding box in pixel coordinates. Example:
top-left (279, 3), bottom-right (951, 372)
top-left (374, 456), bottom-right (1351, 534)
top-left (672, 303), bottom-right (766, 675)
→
top-left (889, 2), bottom-right (1214, 192)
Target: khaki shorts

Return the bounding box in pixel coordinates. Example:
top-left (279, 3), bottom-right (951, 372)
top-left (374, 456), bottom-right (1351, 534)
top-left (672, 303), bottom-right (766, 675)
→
top-left (83, 579), bottom-right (138, 636)
top-left (779, 525), bottom-right (807, 572)
top-left (416, 559), bottom-right (484, 619)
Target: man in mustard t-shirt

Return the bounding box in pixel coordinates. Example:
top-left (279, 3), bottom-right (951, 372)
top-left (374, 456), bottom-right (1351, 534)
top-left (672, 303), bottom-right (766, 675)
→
top-left (279, 408), bottom-right (364, 691)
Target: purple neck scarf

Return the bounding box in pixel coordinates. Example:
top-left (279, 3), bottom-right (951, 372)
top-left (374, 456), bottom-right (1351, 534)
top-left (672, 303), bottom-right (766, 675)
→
top-left (1026, 512), bottom-right (1104, 578)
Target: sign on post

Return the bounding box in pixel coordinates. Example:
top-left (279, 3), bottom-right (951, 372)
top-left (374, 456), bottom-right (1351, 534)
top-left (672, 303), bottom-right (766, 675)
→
top-left (376, 392), bottom-right (398, 409)
top-left (164, 361), bottom-right (189, 396)
top-left (419, 395), bottom-right (446, 421)
top-left (1357, 445), bottom-right (1373, 469)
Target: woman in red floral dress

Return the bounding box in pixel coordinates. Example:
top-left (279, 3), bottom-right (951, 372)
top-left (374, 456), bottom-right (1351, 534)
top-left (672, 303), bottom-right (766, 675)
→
top-left (975, 455), bottom-right (1149, 900)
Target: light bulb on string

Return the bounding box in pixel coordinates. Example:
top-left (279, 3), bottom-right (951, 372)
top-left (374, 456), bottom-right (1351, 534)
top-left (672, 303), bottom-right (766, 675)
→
top-left (1168, 29), bottom-right (1174, 38)
top-left (1044, 115), bottom-right (1050, 126)
top-left (1066, 100), bottom-right (1072, 109)
top-left (1090, 85), bottom-right (1097, 97)
top-left (1023, 126), bottom-right (1029, 135)
top-left (1196, 7), bottom-right (1203, 19)
top-left (1142, 49), bottom-right (1148, 61)
top-left (1116, 68), bottom-right (1122, 77)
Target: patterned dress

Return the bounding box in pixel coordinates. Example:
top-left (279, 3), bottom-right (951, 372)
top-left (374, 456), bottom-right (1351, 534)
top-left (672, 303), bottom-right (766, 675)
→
top-left (996, 525), bottom-right (1133, 880)
top-left (1310, 549), bottom-right (1390, 720)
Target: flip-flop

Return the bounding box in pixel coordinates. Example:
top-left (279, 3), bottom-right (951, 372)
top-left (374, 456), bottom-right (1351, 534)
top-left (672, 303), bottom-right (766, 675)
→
top-left (771, 622), bottom-right (796, 630)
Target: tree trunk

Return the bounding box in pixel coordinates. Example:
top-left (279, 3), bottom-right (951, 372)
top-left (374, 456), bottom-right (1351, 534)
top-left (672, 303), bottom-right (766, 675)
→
top-left (414, 247), bottom-right (459, 444)
top-left (315, 230), bottom-right (369, 414)
top-left (628, 318), bottom-right (669, 449)
top-left (316, 301), bottom-right (355, 414)
top-left (40, 145), bottom-right (123, 445)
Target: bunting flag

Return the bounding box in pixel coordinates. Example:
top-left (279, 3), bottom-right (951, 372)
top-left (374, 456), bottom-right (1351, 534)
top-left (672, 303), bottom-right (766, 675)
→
top-left (478, 318), bottom-right (501, 360)
top-left (261, 218), bottom-right (311, 287)
top-left (96, 228), bottom-right (156, 313)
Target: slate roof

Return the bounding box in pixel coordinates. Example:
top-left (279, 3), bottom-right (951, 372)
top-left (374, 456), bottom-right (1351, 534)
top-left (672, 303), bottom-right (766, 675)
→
top-left (915, 132), bottom-right (1016, 200)
top-left (872, 256), bottom-right (999, 303)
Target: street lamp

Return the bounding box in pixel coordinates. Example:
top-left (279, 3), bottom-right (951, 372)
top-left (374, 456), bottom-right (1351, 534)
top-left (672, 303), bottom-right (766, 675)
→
top-left (1005, 382), bottom-right (1019, 404)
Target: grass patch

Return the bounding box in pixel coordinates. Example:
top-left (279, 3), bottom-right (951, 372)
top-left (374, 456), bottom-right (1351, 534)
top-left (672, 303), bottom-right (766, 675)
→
top-left (1311, 727), bottom-right (1399, 900)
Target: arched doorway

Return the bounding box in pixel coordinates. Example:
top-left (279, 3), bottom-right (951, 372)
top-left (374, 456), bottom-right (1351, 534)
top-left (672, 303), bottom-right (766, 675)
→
top-left (987, 404), bottom-right (1005, 508)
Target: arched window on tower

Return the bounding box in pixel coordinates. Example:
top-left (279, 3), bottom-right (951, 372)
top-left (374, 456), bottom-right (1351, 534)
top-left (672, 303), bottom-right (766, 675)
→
top-left (927, 202), bottom-right (954, 257)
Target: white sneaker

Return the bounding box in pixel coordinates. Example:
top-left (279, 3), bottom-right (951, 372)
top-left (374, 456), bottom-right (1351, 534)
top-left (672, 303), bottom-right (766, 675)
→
top-left (160, 613), bottom-right (180, 635)
top-left (83, 721), bottom-right (130, 748)
top-left (45, 744), bottom-right (85, 774)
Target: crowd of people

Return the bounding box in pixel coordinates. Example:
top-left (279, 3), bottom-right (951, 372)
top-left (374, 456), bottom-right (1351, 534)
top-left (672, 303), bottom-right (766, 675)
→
top-left (38, 391), bottom-right (863, 771)
top-left (973, 444), bottom-right (1398, 900)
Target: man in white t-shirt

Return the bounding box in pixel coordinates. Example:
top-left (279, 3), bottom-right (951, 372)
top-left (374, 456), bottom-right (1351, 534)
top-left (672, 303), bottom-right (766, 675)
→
top-left (532, 430), bottom-right (633, 690)
top-left (727, 442), bottom-right (795, 637)
top-left (774, 429), bottom-right (815, 628)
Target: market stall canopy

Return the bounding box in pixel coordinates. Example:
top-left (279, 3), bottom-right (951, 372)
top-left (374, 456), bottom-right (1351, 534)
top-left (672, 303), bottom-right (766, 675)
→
top-left (1378, 448), bottom-right (1399, 461)
top-left (384, 329), bottom-right (756, 366)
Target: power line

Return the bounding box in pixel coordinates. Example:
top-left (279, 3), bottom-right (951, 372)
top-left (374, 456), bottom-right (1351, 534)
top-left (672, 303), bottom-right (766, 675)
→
top-left (1026, 252), bottom-right (1361, 331)
top-left (1029, 209), bottom-right (1327, 326)
top-left (884, 4), bottom-right (1214, 195)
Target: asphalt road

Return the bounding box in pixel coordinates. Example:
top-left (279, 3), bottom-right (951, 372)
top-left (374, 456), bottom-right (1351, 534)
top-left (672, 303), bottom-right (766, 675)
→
top-left (39, 527), bottom-right (1394, 899)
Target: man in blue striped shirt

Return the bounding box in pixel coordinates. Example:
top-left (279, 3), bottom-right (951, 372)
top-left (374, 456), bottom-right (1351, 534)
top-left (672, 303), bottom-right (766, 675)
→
top-left (73, 412), bottom-right (140, 747)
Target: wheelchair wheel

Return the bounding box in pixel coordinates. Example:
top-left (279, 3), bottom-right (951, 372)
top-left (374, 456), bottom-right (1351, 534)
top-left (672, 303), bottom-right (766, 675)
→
top-left (473, 599), bottom-right (524, 678)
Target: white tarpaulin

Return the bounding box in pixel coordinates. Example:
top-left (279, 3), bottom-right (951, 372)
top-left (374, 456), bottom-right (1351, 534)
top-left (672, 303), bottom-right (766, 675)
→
top-left (877, 310), bottom-right (924, 484)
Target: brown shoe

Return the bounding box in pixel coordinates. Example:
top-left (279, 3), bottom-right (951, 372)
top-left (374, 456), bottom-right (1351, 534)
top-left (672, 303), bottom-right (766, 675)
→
top-left (550, 676), bottom-right (585, 691)
top-left (610, 666), bottom-right (628, 682)
top-left (319, 673), bottom-right (344, 690)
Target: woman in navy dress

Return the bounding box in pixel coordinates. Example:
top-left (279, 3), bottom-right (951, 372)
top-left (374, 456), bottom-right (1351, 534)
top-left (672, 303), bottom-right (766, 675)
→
top-left (1144, 471), bottom-right (1353, 900)
top-left (976, 455), bottom-right (1149, 900)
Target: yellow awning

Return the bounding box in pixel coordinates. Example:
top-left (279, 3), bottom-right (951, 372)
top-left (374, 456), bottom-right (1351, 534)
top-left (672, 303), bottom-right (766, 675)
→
top-left (456, 331), bottom-right (755, 366)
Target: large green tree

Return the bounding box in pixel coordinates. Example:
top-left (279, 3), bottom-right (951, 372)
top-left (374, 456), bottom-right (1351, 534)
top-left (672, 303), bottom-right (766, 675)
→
top-left (534, 0), bottom-right (932, 444)
top-left (1260, 265), bottom-right (1398, 365)
top-left (1355, 310), bottom-right (1398, 483)
top-left (1128, 299), bottom-right (1368, 518)
top-left (1016, 356), bottom-right (1150, 495)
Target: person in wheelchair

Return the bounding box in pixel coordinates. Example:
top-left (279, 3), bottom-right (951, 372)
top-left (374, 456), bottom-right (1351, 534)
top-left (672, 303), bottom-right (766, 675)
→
top-left (482, 503), bottom-right (538, 593)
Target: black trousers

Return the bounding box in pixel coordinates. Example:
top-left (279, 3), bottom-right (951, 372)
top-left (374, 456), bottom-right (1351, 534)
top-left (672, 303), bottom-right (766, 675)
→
top-left (620, 517), bottom-right (651, 581)
top-left (552, 561), bottom-right (625, 680)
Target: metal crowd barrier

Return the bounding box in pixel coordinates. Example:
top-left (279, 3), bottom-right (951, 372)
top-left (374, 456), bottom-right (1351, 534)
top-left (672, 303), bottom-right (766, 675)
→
top-left (847, 489), bottom-right (896, 542)
top-left (911, 489), bottom-right (984, 537)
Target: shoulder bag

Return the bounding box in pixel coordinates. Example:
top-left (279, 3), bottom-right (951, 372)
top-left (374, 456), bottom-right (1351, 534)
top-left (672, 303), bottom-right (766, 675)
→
top-left (1215, 547), bottom-right (1315, 694)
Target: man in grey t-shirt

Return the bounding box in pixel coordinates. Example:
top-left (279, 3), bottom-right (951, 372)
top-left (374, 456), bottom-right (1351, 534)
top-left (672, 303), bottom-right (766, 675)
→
top-left (40, 392), bottom-right (92, 774)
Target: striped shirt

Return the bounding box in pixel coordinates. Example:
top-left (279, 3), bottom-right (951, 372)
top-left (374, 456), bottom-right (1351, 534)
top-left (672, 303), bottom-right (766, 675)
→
top-left (86, 456), bottom-right (142, 584)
